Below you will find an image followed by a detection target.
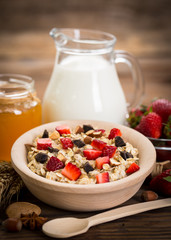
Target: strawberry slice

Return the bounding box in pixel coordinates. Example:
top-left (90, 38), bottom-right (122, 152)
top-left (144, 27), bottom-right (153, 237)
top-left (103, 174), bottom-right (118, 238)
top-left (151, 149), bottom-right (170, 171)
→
top-left (126, 162), bottom-right (140, 174)
top-left (96, 172), bottom-right (109, 184)
top-left (96, 156), bottom-right (110, 169)
top-left (108, 128), bottom-right (122, 139)
top-left (83, 149), bottom-right (102, 160)
top-left (61, 162), bottom-right (81, 181)
top-left (60, 138), bottom-right (73, 149)
top-left (55, 125), bottom-right (71, 135)
top-left (91, 139), bottom-right (107, 151)
top-left (102, 146), bottom-right (117, 158)
top-left (37, 138), bottom-right (52, 150)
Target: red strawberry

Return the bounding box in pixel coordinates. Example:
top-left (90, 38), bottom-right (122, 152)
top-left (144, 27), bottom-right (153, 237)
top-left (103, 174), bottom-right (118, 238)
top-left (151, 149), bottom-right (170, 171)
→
top-left (46, 156), bottom-right (64, 171)
top-left (108, 128), bottom-right (122, 139)
top-left (91, 139), bottom-right (107, 151)
top-left (149, 169), bottom-right (171, 197)
top-left (96, 156), bottom-right (110, 169)
top-left (83, 149), bottom-right (102, 160)
top-left (135, 112), bottom-right (162, 138)
top-left (61, 162), bottom-right (81, 181)
top-left (127, 107), bottom-right (144, 128)
top-left (55, 125), bottom-right (71, 135)
top-left (102, 146), bottom-right (117, 158)
top-left (126, 162), bottom-right (140, 174)
top-left (37, 138), bottom-right (52, 150)
top-left (96, 172), bottom-right (109, 184)
top-left (152, 98), bottom-right (171, 123)
top-left (60, 138), bottom-right (73, 149)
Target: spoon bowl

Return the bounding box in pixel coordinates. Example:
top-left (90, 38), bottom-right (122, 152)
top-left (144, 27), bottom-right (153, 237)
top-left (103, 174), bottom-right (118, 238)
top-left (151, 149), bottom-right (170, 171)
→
top-left (43, 217), bottom-right (89, 238)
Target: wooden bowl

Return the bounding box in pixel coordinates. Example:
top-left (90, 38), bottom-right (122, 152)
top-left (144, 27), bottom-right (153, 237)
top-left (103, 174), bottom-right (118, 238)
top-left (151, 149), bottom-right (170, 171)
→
top-left (11, 120), bottom-right (156, 212)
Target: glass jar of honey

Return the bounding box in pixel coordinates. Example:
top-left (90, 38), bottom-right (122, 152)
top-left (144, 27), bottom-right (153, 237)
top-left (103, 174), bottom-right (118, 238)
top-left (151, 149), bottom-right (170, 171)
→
top-left (0, 74), bottom-right (42, 161)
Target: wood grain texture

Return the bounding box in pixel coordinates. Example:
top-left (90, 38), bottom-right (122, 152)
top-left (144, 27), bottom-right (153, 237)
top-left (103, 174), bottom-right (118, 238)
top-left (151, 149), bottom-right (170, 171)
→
top-left (0, 0), bottom-right (171, 239)
top-left (0, 0), bottom-right (171, 104)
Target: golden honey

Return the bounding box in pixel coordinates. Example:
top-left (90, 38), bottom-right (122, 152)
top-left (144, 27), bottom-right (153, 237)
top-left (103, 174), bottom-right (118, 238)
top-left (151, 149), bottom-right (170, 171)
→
top-left (0, 74), bottom-right (42, 161)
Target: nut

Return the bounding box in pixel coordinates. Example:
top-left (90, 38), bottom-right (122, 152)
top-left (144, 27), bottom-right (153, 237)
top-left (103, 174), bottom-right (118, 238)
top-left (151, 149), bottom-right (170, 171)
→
top-left (49, 131), bottom-right (60, 140)
top-left (2, 218), bottom-right (22, 232)
top-left (57, 152), bottom-right (67, 162)
top-left (86, 130), bottom-right (94, 137)
top-left (75, 125), bottom-right (84, 134)
top-left (84, 136), bottom-right (92, 144)
top-left (93, 131), bottom-right (102, 138)
top-left (141, 190), bottom-right (158, 202)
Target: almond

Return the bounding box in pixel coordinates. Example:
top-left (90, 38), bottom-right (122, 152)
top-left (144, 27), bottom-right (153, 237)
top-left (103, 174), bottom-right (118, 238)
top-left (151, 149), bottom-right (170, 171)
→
top-left (93, 131), bottom-right (102, 138)
top-left (75, 125), bottom-right (84, 134)
top-left (86, 130), bottom-right (94, 137)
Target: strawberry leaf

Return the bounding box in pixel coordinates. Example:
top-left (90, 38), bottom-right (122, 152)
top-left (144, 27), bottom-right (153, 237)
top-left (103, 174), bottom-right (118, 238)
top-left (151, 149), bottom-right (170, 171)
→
top-left (163, 176), bottom-right (171, 182)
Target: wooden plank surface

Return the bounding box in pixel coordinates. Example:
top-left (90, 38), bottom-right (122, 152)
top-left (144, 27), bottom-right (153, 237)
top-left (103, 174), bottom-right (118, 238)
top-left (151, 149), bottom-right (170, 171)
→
top-left (0, 0), bottom-right (171, 239)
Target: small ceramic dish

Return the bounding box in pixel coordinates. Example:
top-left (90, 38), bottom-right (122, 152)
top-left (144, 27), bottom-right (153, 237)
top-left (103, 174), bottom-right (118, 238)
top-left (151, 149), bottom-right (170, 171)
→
top-left (11, 120), bottom-right (156, 212)
top-left (148, 137), bottom-right (171, 162)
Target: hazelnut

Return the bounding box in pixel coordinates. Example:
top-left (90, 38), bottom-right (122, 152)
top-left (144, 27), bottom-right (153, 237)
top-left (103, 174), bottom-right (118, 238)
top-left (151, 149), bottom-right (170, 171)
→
top-left (84, 136), bottom-right (92, 144)
top-left (141, 190), bottom-right (158, 202)
top-left (2, 218), bottom-right (22, 232)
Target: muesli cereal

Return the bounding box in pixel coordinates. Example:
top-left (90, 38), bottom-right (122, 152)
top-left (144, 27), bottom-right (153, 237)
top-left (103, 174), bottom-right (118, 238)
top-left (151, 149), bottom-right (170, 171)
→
top-left (26, 124), bottom-right (140, 184)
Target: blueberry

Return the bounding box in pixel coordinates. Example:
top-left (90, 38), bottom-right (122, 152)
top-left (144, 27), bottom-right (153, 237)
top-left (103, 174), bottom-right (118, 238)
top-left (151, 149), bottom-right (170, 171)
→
top-left (35, 152), bottom-right (48, 163)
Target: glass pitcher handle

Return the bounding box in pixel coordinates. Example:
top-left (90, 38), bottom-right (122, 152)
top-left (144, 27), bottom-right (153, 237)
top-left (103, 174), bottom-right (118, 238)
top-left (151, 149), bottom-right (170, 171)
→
top-left (114, 50), bottom-right (144, 110)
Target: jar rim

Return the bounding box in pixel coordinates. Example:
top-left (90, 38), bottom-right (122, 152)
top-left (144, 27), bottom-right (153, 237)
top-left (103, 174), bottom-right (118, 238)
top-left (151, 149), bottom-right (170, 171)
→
top-left (0, 74), bottom-right (34, 100)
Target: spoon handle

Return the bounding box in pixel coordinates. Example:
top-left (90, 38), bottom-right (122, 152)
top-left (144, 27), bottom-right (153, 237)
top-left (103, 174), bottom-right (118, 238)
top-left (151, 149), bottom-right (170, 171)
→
top-left (88, 198), bottom-right (171, 227)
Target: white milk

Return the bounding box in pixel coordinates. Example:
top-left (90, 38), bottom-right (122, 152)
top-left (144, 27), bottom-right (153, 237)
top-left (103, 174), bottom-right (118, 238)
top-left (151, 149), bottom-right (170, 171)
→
top-left (43, 56), bottom-right (127, 124)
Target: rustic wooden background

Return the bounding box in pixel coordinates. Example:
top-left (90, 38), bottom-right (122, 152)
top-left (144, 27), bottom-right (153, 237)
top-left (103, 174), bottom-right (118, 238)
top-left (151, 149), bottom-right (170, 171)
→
top-left (0, 0), bottom-right (170, 105)
top-left (0, 1), bottom-right (171, 239)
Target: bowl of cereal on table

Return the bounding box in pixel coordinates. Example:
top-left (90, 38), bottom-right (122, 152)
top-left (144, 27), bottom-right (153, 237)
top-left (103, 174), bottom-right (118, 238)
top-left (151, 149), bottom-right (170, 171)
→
top-left (11, 120), bottom-right (156, 211)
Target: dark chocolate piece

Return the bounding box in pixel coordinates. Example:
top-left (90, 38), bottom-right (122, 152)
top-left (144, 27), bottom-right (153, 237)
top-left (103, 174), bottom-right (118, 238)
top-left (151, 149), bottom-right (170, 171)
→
top-left (73, 139), bottom-right (85, 148)
top-left (83, 124), bottom-right (94, 133)
top-left (83, 162), bottom-right (94, 173)
top-left (115, 136), bottom-right (126, 147)
top-left (48, 147), bottom-right (59, 153)
top-left (42, 129), bottom-right (49, 138)
top-left (120, 151), bottom-right (133, 160)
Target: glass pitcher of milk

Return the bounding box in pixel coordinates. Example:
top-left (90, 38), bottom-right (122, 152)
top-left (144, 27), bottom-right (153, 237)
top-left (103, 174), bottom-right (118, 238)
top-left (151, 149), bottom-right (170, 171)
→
top-left (43, 28), bottom-right (144, 124)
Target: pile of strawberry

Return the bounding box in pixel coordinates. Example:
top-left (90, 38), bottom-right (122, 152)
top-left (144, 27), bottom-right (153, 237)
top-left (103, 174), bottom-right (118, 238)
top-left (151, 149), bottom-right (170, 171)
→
top-left (127, 98), bottom-right (171, 139)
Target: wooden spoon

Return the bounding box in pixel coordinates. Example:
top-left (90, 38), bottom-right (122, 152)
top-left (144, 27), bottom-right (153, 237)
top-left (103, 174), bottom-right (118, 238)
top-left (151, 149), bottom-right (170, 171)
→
top-left (42, 198), bottom-right (171, 238)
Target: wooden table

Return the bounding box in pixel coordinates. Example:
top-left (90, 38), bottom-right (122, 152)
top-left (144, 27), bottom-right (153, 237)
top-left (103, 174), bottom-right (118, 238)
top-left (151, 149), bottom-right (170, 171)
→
top-left (0, 185), bottom-right (171, 240)
top-left (0, 0), bottom-right (171, 239)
